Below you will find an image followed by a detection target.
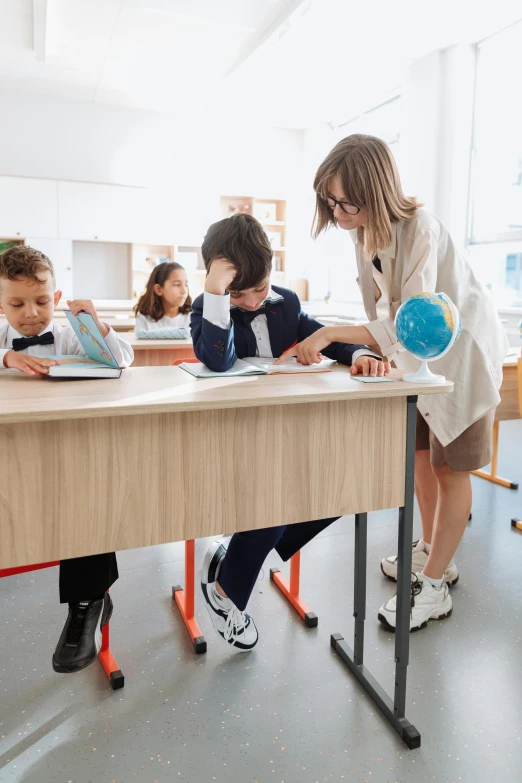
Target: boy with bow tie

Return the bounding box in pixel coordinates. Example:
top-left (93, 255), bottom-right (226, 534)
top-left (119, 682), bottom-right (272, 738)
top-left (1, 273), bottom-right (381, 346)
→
top-left (192, 214), bottom-right (390, 651)
top-left (0, 245), bottom-right (133, 674)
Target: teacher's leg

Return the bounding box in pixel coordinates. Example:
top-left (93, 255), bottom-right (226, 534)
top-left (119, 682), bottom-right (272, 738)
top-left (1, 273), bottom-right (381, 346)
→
top-left (422, 466), bottom-right (471, 580)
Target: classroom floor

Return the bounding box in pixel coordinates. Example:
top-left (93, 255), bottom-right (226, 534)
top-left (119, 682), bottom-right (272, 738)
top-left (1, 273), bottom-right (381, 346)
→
top-left (1, 420), bottom-right (521, 783)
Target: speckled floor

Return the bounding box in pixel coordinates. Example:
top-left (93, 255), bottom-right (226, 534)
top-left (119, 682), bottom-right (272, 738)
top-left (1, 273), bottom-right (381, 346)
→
top-left (1, 420), bottom-right (521, 783)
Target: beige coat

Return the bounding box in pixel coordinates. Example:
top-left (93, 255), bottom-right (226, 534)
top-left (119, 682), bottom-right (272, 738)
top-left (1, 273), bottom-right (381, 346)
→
top-left (351, 209), bottom-right (509, 447)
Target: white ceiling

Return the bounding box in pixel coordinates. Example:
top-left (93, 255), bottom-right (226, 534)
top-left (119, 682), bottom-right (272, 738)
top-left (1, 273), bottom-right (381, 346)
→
top-left (0, 0), bottom-right (520, 127)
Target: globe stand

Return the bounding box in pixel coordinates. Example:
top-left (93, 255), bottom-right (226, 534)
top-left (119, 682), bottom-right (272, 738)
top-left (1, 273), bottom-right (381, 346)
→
top-left (402, 359), bottom-right (447, 385)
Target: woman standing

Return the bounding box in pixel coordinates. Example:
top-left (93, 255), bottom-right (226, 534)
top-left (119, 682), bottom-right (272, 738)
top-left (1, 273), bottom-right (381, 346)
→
top-left (279, 134), bottom-right (509, 631)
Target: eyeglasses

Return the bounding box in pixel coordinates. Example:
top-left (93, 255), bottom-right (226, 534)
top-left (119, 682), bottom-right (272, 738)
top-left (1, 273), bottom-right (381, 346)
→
top-left (322, 194), bottom-right (361, 216)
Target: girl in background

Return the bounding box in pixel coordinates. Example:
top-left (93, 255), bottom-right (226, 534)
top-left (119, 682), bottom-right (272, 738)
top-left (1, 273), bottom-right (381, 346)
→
top-left (134, 261), bottom-right (192, 332)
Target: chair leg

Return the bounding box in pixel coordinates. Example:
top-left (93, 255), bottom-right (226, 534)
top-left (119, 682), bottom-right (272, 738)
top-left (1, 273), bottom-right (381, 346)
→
top-left (172, 539), bottom-right (207, 654)
top-left (98, 614), bottom-right (125, 690)
top-left (472, 422), bottom-right (519, 489)
top-left (270, 551), bottom-right (318, 627)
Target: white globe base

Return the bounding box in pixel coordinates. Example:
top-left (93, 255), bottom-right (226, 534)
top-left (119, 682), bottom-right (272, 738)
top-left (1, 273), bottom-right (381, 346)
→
top-left (402, 360), bottom-right (446, 385)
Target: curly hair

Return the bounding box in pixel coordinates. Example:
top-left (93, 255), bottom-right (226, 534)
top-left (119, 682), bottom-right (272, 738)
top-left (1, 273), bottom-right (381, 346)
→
top-left (0, 245), bottom-right (55, 283)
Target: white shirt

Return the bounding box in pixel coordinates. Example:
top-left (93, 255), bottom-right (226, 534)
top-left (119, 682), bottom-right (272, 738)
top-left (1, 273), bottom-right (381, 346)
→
top-left (0, 321), bottom-right (134, 368)
top-left (203, 288), bottom-right (378, 364)
top-left (135, 312), bottom-right (191, 332)
top-left (351, 208), bottom-right (510, 446)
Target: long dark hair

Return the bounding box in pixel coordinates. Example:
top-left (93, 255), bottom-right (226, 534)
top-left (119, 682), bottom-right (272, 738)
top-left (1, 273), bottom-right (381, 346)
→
top-left (134, 262), bottom-right (192, 321)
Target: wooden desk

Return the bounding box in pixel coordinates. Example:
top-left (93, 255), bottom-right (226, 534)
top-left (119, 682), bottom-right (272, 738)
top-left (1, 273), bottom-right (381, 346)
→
top-left (473, 351), bottom-right (521, 489)
top-left (0, 366), bottom-right (451, 747)
top-left (121, 334), bottom-right (195, 366)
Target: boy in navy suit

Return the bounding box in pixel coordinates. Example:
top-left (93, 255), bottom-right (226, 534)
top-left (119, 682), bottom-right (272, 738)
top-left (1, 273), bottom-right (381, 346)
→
top-left (191, 214), bottom-right (388, 650)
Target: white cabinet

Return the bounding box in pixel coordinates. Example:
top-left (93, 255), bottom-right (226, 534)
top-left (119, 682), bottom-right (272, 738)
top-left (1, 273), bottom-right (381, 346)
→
top-left (0, 177), bottom-right (58, 238)
top-left (58, 181), bottom-right (147, 243)
top-left (25, 237), bottom-right (73, 299)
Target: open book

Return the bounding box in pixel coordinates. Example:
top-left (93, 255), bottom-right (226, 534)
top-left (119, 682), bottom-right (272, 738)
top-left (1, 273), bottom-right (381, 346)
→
top-left (178, 356), bottom-right (335, 378)
top-left (44, 311), bottom-right (122, 378)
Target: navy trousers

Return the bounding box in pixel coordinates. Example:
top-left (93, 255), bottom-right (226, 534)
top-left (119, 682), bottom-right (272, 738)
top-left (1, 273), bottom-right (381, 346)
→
top-left (59, 553), bottom-right (118, 603)
top-left (218, 517), bottom-right (338, 611)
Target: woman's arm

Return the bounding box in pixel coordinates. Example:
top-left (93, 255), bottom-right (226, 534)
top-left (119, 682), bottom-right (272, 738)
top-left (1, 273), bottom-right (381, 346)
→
top-left (276, 324), bottom-right (378, 365)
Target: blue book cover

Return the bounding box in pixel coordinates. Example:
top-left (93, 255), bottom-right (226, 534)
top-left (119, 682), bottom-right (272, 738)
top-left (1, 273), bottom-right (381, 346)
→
top-left (64, 310), bottom-right (119, 369)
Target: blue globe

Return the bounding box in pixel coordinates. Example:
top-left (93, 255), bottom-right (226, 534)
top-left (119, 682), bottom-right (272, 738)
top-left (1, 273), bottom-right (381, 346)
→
top-left (395, 293), bottom-right (462, 360)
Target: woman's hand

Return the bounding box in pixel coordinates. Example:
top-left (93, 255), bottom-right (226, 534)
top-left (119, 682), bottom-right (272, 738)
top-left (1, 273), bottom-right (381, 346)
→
top-left (350, 356), bottom-right (391, 377)
top-left (275, 327), bottom-right (332, 365)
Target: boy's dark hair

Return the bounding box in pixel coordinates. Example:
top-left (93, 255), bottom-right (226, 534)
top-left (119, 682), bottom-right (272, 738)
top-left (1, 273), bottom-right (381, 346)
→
top-left (201, 214), bottom-right (272, 291)
top-left (0, 245), bottom-right (55, 284)
top-left (134, 261), bottom-right (192, 321)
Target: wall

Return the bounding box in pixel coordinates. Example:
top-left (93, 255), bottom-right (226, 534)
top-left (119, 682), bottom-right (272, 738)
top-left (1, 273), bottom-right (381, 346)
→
top-left (400, 44), bottom-right (476, 248)
top-left (0, 88), bottom-right (305, 277)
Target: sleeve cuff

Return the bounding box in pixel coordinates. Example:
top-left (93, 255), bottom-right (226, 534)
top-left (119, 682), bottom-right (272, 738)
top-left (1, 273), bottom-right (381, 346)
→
top-left (366, 319), bottom-right (401, 357)
top-left (203, 292), bottom-right (231, 329)
top-left (351, 348), bottom-right (383, 365)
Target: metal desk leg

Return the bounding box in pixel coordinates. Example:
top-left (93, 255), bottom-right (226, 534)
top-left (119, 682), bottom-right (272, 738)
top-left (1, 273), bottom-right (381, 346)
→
top-left (331, 395), bottom-right (421, 749)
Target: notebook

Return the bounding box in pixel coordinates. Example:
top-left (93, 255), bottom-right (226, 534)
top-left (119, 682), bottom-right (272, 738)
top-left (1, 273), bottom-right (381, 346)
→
top-left (178, 356), bottom-right (335, 378)
top-left (43, 311), bottom-right (122, 378)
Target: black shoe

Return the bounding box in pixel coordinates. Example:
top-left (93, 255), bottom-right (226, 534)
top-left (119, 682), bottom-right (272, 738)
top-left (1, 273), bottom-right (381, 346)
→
top-left (52, 593), bottom-right (113, 674)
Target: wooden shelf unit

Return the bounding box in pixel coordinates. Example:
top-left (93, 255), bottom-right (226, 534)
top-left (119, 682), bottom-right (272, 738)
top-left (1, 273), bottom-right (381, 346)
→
top-left (220, 195), bottom-right (287, 277)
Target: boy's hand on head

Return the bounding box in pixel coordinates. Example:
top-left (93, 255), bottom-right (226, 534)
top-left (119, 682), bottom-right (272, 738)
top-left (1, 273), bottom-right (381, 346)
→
top-left (205, 258), bottom-right (237, 296)
top-left (350, 357), bottom-right (391, 377)
top-left (275, 328), bottom-right (332, 365)
top-left (67, 299), bottom-right (109, 337)
top-left (3, 351), bottom-right (58, 377)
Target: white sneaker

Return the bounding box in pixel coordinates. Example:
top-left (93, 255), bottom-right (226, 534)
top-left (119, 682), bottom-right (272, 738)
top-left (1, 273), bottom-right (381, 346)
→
top-left (201, 581), bottom-right (259, 651)
top-left (380, 539), bottom-right (459, 587)
top-left (378, 572), bottom-right (453, 632)
top-left (201, 539), bottom-right (228, 587)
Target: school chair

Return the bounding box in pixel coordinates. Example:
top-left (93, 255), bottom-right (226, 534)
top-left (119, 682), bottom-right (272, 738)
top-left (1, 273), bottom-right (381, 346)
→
top-left (0, 561), bottom-right (124, 689)
top-left (170, 358), bottom-right (317, 652)
top-left (511, 356), bottom-right (522, 532)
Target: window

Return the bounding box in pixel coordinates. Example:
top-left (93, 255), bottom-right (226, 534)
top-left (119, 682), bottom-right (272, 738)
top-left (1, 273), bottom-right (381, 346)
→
top-left (469, 21), bottom-right (522, 307)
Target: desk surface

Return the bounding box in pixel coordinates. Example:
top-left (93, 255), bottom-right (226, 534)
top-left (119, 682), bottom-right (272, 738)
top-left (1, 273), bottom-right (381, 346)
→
top-left (0, 366), bottom-right (452, 425)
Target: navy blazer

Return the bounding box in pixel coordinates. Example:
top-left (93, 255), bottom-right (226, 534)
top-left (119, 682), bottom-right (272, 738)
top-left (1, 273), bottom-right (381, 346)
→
top-left (190, 285), bottom-right (372, 372)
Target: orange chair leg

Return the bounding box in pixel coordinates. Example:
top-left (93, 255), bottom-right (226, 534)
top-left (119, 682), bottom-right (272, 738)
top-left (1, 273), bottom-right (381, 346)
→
top-left (270, 551), bottom-right (318, 627)
top-left (0, 563), bottom-right (124, 689)
top-left (98, 614), bottom-right (125, 690)
top-left (172, 539), bottom-right (207, 654)
top-left (472, 422), bottom-right (519, 489)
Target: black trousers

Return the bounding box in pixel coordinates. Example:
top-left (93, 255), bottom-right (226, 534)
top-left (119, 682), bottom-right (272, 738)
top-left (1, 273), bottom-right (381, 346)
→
top-left (59, 553), bottom-right (118, 604)
top-left (218, 517), bottom-right (338, 611)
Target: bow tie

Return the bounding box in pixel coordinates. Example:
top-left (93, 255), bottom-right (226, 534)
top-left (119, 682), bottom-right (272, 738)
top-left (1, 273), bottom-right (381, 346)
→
top-left (233, 302), bottom-right (279, 327)
top-left (11, 331), bottom-right (55, 352)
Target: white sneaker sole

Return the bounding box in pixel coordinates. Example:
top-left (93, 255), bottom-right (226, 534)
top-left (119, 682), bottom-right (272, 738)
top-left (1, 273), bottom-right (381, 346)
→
top-left (201, 540), bottom-right (226, 586)
top-left (378, 604), bottom-right (453, 633)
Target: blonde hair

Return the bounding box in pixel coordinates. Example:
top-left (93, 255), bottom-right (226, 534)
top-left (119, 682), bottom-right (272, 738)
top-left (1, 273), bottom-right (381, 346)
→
top-left (313, 134), bottom-right (422, 261)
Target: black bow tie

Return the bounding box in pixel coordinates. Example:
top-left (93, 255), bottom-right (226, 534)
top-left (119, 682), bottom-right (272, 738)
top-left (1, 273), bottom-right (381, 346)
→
top-left (11, 331), bottom-right (55, 352)
top-left (233, 302), bottom-right (279, 327)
